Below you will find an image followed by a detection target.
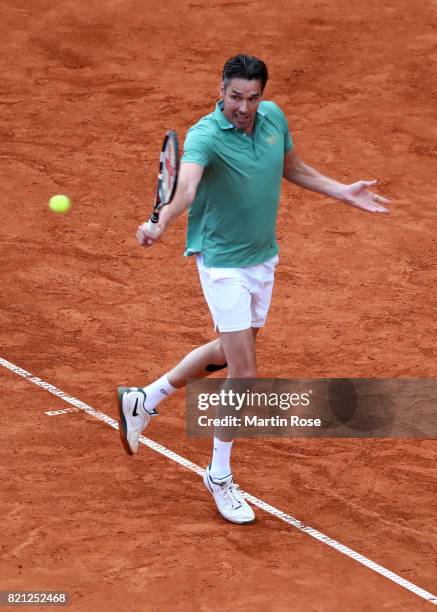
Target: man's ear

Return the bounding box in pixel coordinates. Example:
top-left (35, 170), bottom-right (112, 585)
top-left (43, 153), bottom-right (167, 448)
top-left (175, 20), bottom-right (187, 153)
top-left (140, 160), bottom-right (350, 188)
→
top-left (219, 81), bottom-right (225, 99)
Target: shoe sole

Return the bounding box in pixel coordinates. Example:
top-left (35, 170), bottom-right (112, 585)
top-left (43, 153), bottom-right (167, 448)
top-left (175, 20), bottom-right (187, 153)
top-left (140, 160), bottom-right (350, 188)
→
top-left (222, 515), bottom-right (256, 525)
top-left (117, 387), bottom-right (134, 456)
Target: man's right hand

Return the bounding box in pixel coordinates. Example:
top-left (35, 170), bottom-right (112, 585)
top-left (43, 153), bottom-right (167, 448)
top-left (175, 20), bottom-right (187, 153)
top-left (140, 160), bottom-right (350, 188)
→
top-left (136, 221), bottom-right (162, 247)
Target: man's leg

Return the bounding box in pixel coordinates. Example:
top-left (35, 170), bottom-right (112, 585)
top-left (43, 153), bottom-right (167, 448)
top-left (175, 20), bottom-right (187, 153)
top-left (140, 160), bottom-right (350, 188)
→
top-left (167, 339), bottom-right (227, 388)
top-left (203, 326), bottom-right (258, 524)
top-left (208, 327), bottom-right (257, 477)
top-left (167, 327), bottom-right (259, 387)
top-left (219, 327), bottom-right (258, 378)
top-left (141, 328), bottom-right (259, 414)
top-left (118, 329), bottom-right (259, 455)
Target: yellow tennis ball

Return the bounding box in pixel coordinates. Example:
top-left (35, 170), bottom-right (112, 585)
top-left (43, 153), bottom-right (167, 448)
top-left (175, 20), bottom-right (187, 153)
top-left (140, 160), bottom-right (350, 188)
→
top-left (49, 194), bottom-right (71, 214)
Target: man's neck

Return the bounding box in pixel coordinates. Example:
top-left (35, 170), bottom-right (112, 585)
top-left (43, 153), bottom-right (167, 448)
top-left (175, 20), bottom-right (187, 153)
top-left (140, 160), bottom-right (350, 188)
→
top-left (230, 117), bottom-right (256, 136)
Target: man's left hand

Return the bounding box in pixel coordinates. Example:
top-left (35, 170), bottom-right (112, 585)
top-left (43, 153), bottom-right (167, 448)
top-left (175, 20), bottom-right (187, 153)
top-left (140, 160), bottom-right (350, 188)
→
top-left (342, 180), bottom-right (390, 213)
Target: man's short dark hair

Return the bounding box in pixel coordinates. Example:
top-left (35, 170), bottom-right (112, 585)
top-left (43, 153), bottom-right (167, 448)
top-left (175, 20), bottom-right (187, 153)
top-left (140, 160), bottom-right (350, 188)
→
top-left (222, 54), bottom-right (268, 92)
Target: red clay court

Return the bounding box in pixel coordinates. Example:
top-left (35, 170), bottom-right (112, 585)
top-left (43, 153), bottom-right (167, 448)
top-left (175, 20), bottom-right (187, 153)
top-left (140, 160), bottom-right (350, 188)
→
top-left (1, 0), bottom-right (436, 610)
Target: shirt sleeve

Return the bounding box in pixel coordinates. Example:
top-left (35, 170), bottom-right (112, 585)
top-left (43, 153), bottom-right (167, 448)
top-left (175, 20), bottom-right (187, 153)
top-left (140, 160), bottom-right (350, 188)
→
top-left (284, 126), bottom-right (293, 153)
top-left (181, 125), bottom-right (214, 167)
top-left (270, 102), bottom-right (293, 153)
top-left (280, 108), bottom-right (293, 153)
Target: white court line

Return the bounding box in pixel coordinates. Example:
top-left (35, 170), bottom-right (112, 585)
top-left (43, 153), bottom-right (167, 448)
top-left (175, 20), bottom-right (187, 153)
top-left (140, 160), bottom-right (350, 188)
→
top-left (1, 355), bottom-right (436, 607)
top-left (46, 407), bottom-right (80, 416)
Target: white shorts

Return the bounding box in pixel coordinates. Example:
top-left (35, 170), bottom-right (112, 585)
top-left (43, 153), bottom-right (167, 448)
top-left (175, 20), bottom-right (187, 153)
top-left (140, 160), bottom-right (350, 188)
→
top-left (196, 254), bottom-right (279, 333)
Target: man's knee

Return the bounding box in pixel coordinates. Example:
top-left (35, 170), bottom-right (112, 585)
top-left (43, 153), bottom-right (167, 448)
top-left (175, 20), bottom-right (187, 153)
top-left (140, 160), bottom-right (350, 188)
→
top-left (228, 365), bottom-right (257, 378)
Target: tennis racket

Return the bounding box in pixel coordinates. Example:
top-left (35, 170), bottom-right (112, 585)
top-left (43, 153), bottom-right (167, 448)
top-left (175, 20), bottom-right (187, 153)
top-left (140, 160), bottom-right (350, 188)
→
top-left (146, 129), bottom-right (180, 238)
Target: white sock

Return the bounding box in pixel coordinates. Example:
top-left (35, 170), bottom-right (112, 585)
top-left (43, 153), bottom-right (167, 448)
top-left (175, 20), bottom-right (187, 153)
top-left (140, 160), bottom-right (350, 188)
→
top-left (209, 438), bottom-right (233, 480)
top-left (142, 374), bottom-right (177, 413)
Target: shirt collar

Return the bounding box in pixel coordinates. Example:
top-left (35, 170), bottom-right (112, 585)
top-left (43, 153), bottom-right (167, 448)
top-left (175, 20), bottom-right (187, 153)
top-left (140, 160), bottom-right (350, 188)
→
top-left (214, 100), bottom-right (268, 131)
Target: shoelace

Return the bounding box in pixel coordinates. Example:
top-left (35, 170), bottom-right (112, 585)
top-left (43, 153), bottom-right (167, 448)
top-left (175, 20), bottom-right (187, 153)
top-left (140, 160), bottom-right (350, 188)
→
top-left (219, 480), bottom-right (243, 510)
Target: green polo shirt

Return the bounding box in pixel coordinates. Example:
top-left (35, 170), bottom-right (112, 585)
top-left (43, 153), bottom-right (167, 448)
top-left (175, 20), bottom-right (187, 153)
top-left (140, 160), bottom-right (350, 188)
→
top-left (182, 100), bottom-right (293, 267)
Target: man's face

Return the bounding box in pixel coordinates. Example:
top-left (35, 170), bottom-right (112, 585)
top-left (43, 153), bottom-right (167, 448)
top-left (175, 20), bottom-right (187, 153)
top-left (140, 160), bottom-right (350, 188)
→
top-left (221, 78), bottom-right (263, 132)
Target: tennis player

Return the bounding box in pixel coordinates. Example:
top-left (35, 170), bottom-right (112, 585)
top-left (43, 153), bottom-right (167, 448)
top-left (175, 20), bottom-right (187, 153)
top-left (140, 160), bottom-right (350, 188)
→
top-left (118, 54), bottom-right (390, 525)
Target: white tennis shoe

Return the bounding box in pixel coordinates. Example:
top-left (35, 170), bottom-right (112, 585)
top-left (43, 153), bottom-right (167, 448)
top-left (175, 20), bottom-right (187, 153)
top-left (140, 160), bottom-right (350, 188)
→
top-left (203, 465), bottom-right (255, 525)
top-left (118, 387), bottom-right (157, 455)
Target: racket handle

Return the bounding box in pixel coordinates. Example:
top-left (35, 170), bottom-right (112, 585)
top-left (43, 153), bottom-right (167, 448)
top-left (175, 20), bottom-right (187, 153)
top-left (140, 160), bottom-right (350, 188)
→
top-left (147, 218), bottom-right (160, 239)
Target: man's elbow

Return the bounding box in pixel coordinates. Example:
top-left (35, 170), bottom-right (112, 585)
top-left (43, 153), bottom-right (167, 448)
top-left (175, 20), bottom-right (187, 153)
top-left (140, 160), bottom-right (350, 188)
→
top-left (186, 187), bottom-right (197, 205)
top-left (283, 167), bottom-right (296, 182)
top-left (182, 182), bottom-right (199, 206)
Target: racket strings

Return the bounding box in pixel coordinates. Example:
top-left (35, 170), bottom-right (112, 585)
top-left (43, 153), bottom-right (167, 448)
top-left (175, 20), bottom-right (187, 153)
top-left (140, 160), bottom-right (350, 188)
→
top-left (160, 136), bottom-right (178, 203)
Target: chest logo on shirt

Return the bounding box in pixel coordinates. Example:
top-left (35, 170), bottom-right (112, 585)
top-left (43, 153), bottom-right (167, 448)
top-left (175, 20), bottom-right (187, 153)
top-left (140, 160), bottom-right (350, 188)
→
top-left (266, 135), bottom-right (277, 145)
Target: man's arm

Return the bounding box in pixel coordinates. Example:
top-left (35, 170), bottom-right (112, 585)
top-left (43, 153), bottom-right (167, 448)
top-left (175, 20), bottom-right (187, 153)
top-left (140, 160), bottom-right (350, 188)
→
top-left (283, 148), bottom-right (390, 213)
top-left (137, 162), bottom-right (204, 246)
